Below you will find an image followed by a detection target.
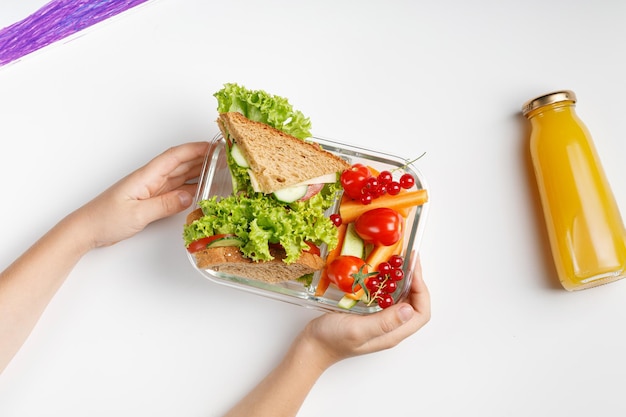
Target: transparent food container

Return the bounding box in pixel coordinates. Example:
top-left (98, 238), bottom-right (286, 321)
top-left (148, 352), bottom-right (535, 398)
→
top-left (186, 133), bottom-right (429, 314)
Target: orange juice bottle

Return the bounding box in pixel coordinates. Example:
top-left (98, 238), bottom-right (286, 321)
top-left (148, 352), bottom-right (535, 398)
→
top-left (522, 90), bottom-right (626, 290)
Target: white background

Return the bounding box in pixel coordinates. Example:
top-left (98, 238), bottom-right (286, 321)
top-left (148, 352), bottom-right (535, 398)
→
top-left (1, 1), bottom-right (626, 416)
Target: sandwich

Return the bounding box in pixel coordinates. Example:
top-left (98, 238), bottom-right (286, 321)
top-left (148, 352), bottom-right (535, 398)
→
top-left (183, 84), bottom-right (350, 283)
top-left (217, 111), bottom-right (349, 201)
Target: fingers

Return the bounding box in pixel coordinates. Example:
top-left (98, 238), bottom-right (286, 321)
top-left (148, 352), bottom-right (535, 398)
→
top-left (142, 141), bottom-right (208, 184)
top-left (155, 142), bottom-right (209, 172)
top-left (135, 189), bottom-right (195, 226)
top-left (127, 142), bottom-right (209, 200)
top-left (162, 152), bottom-right (206, 183)
top-left (176, 182), bottom-right (201, 199)
top-left (351, 304), bottom-right (417, 352)
top-left (130, 143), bottom-right (209, 224)
top-left (408, 253), bottom-right (431, 318)
top-left (350, 254), bottom-right (430, 353)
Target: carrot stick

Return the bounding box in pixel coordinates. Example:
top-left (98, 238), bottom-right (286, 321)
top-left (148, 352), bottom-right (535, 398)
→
top-left (367, 166), bottom-right (380, 176)
top-left (394, 190), bottom-right (412, 218)
top-left (344, 288), bottom-right (365, 300)
top-left (368, 166), bottom-right (409, 217)
top-left (315, 223), bottom-right (348, 296)
top-left (366, 237), bottom-right (404, 272)
top-left (340, 188), bottom-right (428, 223)
top-left (397, 207), bottom-right (411, 218)
top-left (314, 271), bottom-right (332, 297)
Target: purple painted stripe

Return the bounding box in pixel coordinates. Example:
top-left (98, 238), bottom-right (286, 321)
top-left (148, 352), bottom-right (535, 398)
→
top-left (0, 0), bottom-right (150, 66)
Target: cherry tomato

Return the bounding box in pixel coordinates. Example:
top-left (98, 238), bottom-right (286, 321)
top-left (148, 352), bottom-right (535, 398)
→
top-left (354, 207), bottom-right (403, 246)
top-left (340, 163), bottom-right (372, 200)
top-left (326, 255), bottom-right (369, 293)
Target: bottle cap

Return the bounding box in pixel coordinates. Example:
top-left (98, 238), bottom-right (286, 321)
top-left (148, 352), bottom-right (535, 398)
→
top-left (522, 90), bottom-right (576, 117)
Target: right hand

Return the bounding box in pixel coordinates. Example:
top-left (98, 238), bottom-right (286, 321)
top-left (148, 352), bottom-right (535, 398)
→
top-left (301, 254), bottom-right (430, 370)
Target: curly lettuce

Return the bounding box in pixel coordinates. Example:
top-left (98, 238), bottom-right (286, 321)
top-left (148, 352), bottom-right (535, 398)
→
top-left (183, 189), bottom-right (340, 264)
top-left (214, 83), bottom-right (312, 140)
top-left (226, 149), bottom-right (254, 195)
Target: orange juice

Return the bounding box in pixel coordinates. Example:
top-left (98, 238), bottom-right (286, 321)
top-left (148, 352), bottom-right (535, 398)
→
top-left (523, 90), bottom-right (626, 290)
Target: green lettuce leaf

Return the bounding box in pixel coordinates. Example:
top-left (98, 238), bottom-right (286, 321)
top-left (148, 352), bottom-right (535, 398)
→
top-left (183, 190), bottom-right (339, 264)
top-left (214, 83), bottom-right (312, 139)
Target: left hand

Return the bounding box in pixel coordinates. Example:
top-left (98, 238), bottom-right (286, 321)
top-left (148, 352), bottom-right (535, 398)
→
top-left (75, 141), bottom-right (208, 249)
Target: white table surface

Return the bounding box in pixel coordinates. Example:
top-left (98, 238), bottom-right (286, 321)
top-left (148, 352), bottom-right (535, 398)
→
top-left (1, 1), bottom-right (626, 416)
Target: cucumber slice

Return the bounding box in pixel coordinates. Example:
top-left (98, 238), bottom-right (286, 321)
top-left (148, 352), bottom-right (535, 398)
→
top-left (338, 295), bottom-right (358, 310)
top-left (340, 223), bottom-right (365, 258)
top-left (230, 143), bottom-right (249, 168)
top-left (273, 184), bottom-right (308, 203)
top-left (206, 236), bottom-right (243, 248)
top-left (227, 166), bottom-right (239, 192)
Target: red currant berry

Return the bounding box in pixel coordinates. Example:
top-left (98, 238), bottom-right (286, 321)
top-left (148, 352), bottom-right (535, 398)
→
top-left (388, 255), bottom-right (404, 269)
top-left (387, 181), bottom-right (401, 195)
top-left (377, 294), bottom-right (394, 309)
top-left (367, 185), bottom-right (382, 199)
top-left (377, 170), bottom-right (393, 185)
top-left (329, 213), bottom-right (342, 227)
top-left (390, 268), bottom-right (404, 281)
top-left (359, 193), bottom-right (373, 205)
top-left (366, 277), bottom-right (382, 291)
top-left (399, 173), bottom-right (415, 189)
top-left (383, 280), bottom-right (398, 293)
top-left (365, 177), bottom-right (379, 191)
top-left (377, 261), bottom-right (392, 276)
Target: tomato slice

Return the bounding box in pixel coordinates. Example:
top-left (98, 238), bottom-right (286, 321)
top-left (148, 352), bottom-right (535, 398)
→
top-left (305, 241), bottom-right (321, 256)
top-left (270, 241), bottom-right (321, 256)
top-left (187, 234), bottom-right (235, 253)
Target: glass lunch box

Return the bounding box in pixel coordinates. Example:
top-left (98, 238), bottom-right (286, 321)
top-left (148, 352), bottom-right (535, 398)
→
top-left (186, 133), bottom-right (429, 315)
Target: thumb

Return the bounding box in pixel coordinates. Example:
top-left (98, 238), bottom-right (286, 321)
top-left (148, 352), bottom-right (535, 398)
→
top-left (141, 190), bottom-right (193, 224)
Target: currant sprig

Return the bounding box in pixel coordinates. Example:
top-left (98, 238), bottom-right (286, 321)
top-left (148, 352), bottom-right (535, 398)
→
top-left (365, 254), bottom-right (405, 309)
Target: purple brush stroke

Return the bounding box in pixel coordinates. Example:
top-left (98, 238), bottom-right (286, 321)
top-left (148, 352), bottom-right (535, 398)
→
top-left (0, 0), bottom-right (149, 66)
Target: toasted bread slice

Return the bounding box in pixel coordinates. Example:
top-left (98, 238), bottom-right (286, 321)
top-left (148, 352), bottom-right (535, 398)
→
top-left (192, 245), bottom-right (325, 283)
top-left (186, 207), bottom-right (204, 224)
top-left (217, 112), bottom-right (350, 194)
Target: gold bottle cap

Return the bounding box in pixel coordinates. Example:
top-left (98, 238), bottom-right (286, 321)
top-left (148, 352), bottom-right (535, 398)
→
top-left (522, 90), bottom-right (576, 117)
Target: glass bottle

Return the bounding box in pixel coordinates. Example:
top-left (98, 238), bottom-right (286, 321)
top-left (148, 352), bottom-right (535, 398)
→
top-left (522, 90), bottom-right (626, 290)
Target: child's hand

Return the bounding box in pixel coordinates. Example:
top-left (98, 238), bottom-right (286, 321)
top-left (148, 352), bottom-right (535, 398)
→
top-left (302, 253), bottom-right (430, 369)
top-left (76, 142), bottom-right (208, 249)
